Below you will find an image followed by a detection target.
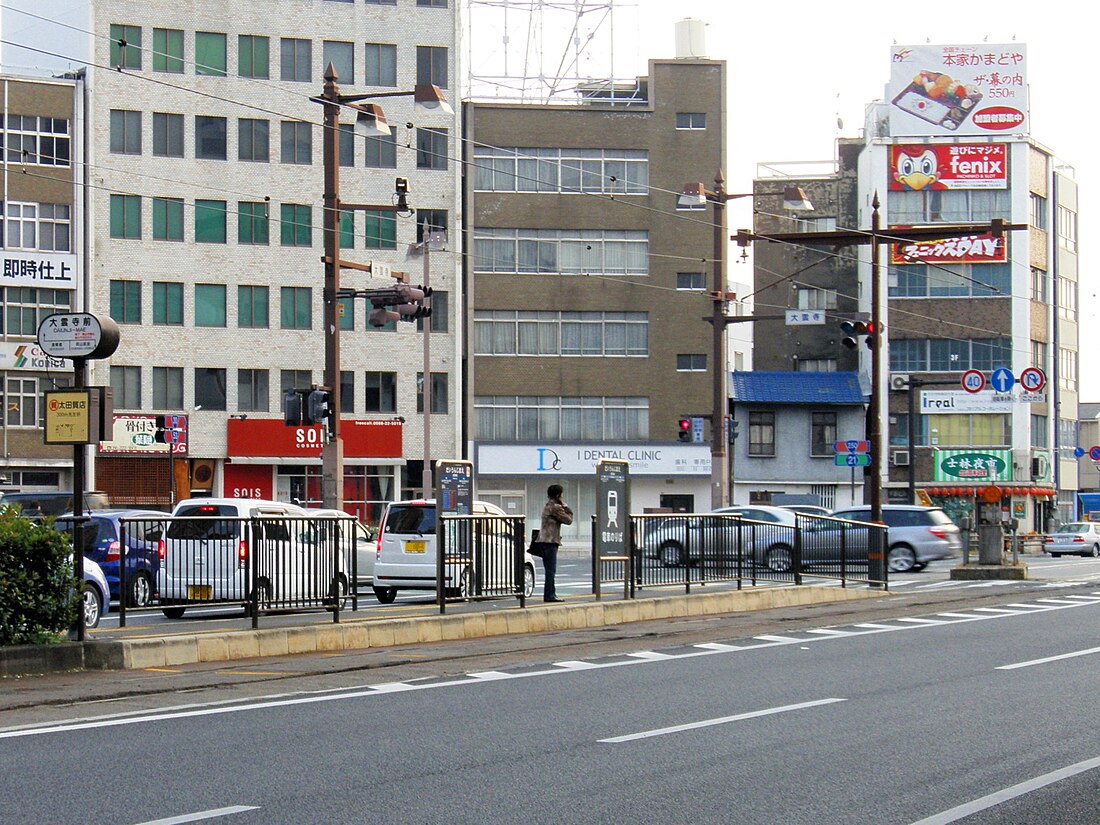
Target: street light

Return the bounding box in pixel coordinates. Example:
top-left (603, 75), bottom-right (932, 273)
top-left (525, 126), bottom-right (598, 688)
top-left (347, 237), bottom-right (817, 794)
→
top-left (313, 65), bottom-right (450, 509)
top-left (678, 174), bottom-right (814, 509)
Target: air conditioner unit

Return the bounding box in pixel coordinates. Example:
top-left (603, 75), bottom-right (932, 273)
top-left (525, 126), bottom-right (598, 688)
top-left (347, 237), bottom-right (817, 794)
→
top-left (890, 373), bottom-right (910, 391)
top-left (891, 450), bottom-right (910, 466)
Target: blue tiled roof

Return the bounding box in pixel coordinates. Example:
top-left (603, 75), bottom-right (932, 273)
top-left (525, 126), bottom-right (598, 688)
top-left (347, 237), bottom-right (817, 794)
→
top-left (730, 371), bottom-right (866, 405)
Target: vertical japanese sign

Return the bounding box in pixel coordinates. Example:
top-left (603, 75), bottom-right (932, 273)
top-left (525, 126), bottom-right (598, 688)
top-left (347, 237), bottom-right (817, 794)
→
top-left (596, 459), bottom-right (629, 557)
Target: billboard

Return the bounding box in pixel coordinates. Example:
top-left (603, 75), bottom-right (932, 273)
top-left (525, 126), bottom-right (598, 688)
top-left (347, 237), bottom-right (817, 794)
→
top-left (889, 44), bottom-right (1027, 137)
top-left (891, 229), bottom-right (1006, 265)
top-left (890, 144), bottom-right (1007, 191)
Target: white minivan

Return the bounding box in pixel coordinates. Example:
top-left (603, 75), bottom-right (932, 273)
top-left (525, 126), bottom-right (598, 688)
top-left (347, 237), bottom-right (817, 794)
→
top-left (157, 497), bottom-right (346, 618)
top-left (373, 499), bottom-right (536, 603)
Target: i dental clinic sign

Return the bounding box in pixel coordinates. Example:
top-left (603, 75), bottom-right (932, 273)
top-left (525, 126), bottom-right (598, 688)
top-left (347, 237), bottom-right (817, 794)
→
top-left (476, 443), bottom-right (711, 476)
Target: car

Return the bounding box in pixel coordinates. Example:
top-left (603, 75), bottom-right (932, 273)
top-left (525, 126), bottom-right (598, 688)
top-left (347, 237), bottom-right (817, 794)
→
top-left (642, 505), bottom-right (797, 566)
top-left (1, 491), bottom-right (110, 518)
top-left (302, 509), bottom-right (375, 586)
top-left (1044, 522), bottom-right (1100, 558)
top-left (778, 504), bottom-right (832, 517)
top-left (823, 505), bottom-right (963, 573)
top-left (80, 556), bottom-right (110, 629)
top-left (54, 510), bottom-right (165, 607)
top-left (373, 499), bottom-right (536, 603)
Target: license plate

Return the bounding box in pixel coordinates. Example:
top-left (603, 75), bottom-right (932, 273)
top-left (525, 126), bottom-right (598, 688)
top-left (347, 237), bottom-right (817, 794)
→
top-left (187, 585), bottom-right (212, 600)
top-left (405, 541), bottom-right (426, 554)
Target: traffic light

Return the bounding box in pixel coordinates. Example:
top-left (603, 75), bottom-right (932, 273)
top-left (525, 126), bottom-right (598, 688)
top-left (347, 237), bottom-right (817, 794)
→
top-left (678, 416), bottom-right (691, 442)
top-left (728, 418), bottom-right (740, 444)
top-left (368, 306), bottom-right (400, 327)
top-left (394, 283), bottom-right (432, 321)
top-left (840, 320), bottom-right (876, 350)
top-left (283, 389), bottom-right (304, 426)
top-left (306, 389), bottom-right (330, 426)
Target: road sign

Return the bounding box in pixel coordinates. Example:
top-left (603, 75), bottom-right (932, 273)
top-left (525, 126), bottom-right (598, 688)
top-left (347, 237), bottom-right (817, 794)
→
top-left (835, 454), bottom-right (871, 467)
top-left (1019, 367), bottom-right (1046, 393)
top-left (990, 367), bottom-right (1014, 394)
top-left (1090, 446), bottom-right (1100, 462)
top-left (834, 440), bottom-right (870, 453)
top-left (960, 369), bottom-right (985, 394)
top-left (691, 416), bottom-right (705, 444)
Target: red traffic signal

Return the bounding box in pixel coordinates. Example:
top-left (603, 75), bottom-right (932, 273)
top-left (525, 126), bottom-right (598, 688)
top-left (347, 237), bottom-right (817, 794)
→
top-left (678, 416), bottom-right (692, 442)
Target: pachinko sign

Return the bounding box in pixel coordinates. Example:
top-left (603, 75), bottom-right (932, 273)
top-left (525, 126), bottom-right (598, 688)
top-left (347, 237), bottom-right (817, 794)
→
top-left (891, 229), bottom-right (1006, 265)
top-left (890, 144), bottom-right (1007, 191)
top-left (888, 44), bottom-right (1027, 137)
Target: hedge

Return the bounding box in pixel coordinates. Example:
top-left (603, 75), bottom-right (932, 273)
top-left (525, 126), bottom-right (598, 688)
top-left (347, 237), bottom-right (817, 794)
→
top-left (0, 509), bottom-right (79, 646)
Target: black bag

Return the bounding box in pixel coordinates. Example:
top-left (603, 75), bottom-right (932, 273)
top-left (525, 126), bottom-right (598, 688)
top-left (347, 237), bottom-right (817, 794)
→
top-left (527, 541), bottom-right (546, 558)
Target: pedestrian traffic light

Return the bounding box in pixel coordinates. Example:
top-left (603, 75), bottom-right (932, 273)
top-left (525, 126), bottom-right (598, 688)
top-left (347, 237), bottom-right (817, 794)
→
top-left (306, 389), bottom-right (330, 426)
top-left (283, 389), bottom-right (304, 426)
top-left (678, 416), bottom-right (692, 442)
top-left (840, 320), bottom-right (875, 350)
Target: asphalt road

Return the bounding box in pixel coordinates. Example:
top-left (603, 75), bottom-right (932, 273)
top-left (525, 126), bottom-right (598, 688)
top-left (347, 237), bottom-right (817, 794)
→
top-left (3, 576), bottom-right (1100, 824)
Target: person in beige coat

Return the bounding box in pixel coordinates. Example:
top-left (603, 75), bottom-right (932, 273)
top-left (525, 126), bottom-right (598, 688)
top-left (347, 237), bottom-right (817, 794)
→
top-left (537, 484), bottom-right (573, 602)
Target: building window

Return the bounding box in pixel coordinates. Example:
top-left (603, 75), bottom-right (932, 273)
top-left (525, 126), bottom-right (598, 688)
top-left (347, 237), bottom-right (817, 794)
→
top-left (152, 28), bottom-right (184, 72)
top-left (281, 370), bottom-right (311, 395)
top-left (338, 210), bottom-right (355, 250)
top-left (340, 371), bottom-right (355, 413)
top-left (110, 24), bottom-right (142, 70)
top-left (338, 124), bottom-right (354, 167)
top-left (416, 45), bottom-right (448, 88)
top-left (416, 210), bottom-right (447, 244)
top-left (1030, 267), bottom-right (1048, 303)
top-left (195, 368), bottom-right (227, 410)
top-left (1029, 193), bottom-right (1048, 230)
top-left (365, 0), bottom-right (397, 4)
top-left (322, 41), bottom-right (354, 84)
top-left (194, 200), bottom-right (227, 243)
top-left (676, 354), bottom-right (706, 371)
top-left (748, 411), bottom-right (776, 457)
top-left (1031, 340), bottom-right (1048, 371)
top-left (795, 287), bottom-right (838, 310)
top-left (153, 281), bottom-right (183, 325)
top-left (365, 372), bottom-right (397, 413)
top-left (1058, 205), bottom-right (1078, 252)
top-left (238, 119), bottom-right (270, 162)
top-left (473, 146), bottom-right (648, 195)
top-left (887, 188), bottom-right (1011, 224)
top-left (5, 377), bottom-right (39, 427)
top-left (364, 210), bottom-right (396, 249)
top-left (1059, 348), bottom-right (1078, 391)
top-left (153, 367), bottom-right (183, 409)
top-left (280, 121), bottom-right (312, 165)
top-left (793, 217), bottom-right (838, 232)
top-left (890, 263), bottom-right (1010, 298)
top-left (474, 228), bottom-right (648, 275)
top-left (418, 0), bottom-right (447, 5)
top-left (153, 112), bottom-right (184, 158)
top-left (889, 338), bottom-right (1011, 373)
top-left (280, 204), bottom-right (312, 247)
top-left (364, 43), bottom-right (397, 86)
top-left (675, 112), bottom-right (706, 129)
top-left (195, 31), bottom-right (227, 76)
top-left (676, 272), bottom-right (706, 290)
top-left (1, 287), bottom-right (70, 336)
top-left (110, 195), bottom-right (141, 239)
top-left (1031, 414), bottom-right (1049, 449)
top-left (281, 287), bottom-right (312, 329)
top-left (797, 359), bottom-right (837, 372)
top-left (416, 128), bottom-right (448, 170)
top-left (337, 294), bottom-right (355, 331)
top-left (3, 202), bottom-right (36, 249)
top-left (238, 369), bottom-right (269, 412)
top-left (474, 310), bottom-right (648, 356)
top-left (239, 35), bottom-right (270, 78)
top-left (474, 396), bottom-right (648, 441)
top-left (109, 110), bottom-right (142, 155)
top-left (238, 202), bottom-right (269, 245)
top-left (195, 284), bottom-right (227, 327)
top-left (195, 116), bottom-right (227, 160)
top-left (152, 197), bottom-right (184, 241)
top-left (928, 415), bottom-right (1009, 448)
top-left (110, 365), bottom-right (141, 410)
top-left (811, 412), bottom-right (837, 457)
top-left (417, 372), bottom-right (448, 414)
top-left (2, 115), bottom-right (70, 166)
top-left (1058, 277), bottom-right (1078, 321)
top-left (416, 290), bottom-right (448, 333)
top-left (281, 38), bottom-right (312, 82)
top-left (238, 285), bottom-right (269, 328)
top-left (363, 132), bottom-right (397, 169)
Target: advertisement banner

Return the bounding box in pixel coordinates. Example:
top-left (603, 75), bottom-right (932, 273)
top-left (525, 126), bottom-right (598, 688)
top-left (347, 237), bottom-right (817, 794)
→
top-left (1, 251), bottom-right (78, 290)
top-left (888, 44), bottom-right (1027, 137)
top-left (891, 229), bottom-right (1006, 265)
top-left (227, 417), bottom-right (402, 458)
top-left (0, 342), bottom-right (67, 372)
top-left (933, 449), bottom-right (1013, 482)
top-left (476, 443), bottom-right (710, 476)
top-left (890, 144), bottom-right (1007, 191)
top-left (99, 414), bottom-right (188, 454)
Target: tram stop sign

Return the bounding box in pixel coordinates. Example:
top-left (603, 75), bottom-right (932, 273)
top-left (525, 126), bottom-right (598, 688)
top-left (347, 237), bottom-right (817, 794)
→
top-left (37, 313), bottom-right (120, 361)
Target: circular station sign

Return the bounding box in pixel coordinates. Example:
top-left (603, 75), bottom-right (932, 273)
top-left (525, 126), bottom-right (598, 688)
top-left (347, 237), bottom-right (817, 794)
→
top-left (961, 369), bottom-right (985, 394)
top-left (36, 313), bottom-right (120, 360)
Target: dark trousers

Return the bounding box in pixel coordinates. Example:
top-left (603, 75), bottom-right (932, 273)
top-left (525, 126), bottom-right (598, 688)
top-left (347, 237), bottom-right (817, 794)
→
top-left (541, 542), bottom-right (559, 600)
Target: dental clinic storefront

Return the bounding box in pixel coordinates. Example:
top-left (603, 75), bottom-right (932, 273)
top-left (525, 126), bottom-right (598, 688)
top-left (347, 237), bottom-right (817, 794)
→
top-left (473, 442), bottom-right (711, 542)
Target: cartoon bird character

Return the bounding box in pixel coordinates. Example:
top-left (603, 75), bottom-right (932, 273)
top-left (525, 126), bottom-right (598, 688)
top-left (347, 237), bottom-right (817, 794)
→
top-left (893, 146), bottom-right (941, 190)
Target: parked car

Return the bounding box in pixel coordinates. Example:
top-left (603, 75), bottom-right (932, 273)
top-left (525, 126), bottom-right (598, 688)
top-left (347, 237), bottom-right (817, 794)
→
top-left (644, 505), bottom-right (797, 566)
top-left (778, 504), bottom-right (831, 517)
top-left (81, 556), bottom-right (110, 629)
top-left (55, 510), bottom-right (165, 607)
top-left (373, 499), bottom-right (536, 603)
top-left (1, 491), bottom-right (110, 518)
top-left (810, 505), bottom-right (962, 573)
top-left (302, 509), bottom-right (375, 587)
top-left (1044, 522), bottom-right (1100, 558)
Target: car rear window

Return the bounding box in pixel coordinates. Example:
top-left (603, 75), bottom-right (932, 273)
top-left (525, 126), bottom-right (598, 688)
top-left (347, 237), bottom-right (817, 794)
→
top-left (385, 505), bottom-right (436, 535)
top-left (1061, 523), bottom-right (1089, 533)
top-left (167, 505), bottom-right (241, 540)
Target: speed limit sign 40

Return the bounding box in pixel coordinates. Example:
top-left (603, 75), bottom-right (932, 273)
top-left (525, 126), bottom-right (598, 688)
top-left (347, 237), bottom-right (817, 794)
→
top-left (961, 369), bottom-right (986, 394)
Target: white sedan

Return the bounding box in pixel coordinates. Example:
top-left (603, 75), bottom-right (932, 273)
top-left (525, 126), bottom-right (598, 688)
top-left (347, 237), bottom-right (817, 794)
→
top-left (1044, 522), bottom-right (1100, 558)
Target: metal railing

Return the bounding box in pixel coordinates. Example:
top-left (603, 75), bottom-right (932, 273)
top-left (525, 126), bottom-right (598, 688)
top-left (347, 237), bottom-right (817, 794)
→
top-left (436, 513), bottom-right (527, 613)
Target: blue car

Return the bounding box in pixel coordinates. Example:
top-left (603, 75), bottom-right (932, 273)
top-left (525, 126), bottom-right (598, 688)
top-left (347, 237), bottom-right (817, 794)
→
top-left (81, 556), bottom-right (110, 629)
top-left (56, 510), bottom-right (165, 607)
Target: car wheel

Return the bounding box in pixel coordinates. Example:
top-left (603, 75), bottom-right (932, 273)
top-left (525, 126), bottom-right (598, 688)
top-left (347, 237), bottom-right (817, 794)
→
top-left (659, 541), bottom-right (685, 567)
top-left (82, 583), bottom-right (103, 629)
top-left (325, 574), bottom-right (349, 610)
top-left (911, 563), bottom-right (927, 572)
top-left (161, 606), bottom-right (186, 619)
top-left (373, 585), bottom-right (397, 604)
top-left (128, 572), bottom-right (154, 608)
top-left (523, 564), bottom-right (536, 598)
top-left (1090, 545), bottom-right (1099, 558)
top-left (765, 546), bottom-right (793, 573)
top-left (887, 544), bottom-right (918, 573)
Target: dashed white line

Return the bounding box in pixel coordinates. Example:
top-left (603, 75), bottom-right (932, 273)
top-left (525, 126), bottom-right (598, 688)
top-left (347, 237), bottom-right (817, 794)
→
top-left (132, 806), bottom-right (258, 825)
top-left (997, 645), bottom-right (1100, 670)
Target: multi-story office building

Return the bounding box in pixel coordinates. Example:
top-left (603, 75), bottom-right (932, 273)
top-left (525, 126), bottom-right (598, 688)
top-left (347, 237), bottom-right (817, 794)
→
top-left (466, 55), bottom-right (731, 538)
top-left (25, 0), bottom-right (463, 514)
top-left (750, 44), bottom-right (1079, 530)
top-left (0, 73), bottom-right (83, 494)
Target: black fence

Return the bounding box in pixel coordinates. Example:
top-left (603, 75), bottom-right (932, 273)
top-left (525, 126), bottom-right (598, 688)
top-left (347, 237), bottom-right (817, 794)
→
top-left (594, 512), bottom-right (888, 595)
top-left (437, 513), bottom-right (528, 613)
top-left (113, 514), bottom-right (372, 628)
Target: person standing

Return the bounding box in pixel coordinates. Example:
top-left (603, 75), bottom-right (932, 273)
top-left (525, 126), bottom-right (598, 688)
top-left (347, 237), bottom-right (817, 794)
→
top-left (537, 484), bottom-right (573, 602)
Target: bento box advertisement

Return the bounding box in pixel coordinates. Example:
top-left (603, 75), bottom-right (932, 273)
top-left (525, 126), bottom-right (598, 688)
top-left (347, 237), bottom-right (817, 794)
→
top-left (888, 44), bottom-right (1027, 137)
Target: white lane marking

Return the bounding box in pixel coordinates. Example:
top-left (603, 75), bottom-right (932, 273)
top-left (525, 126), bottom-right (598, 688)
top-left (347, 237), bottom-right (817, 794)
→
top-left (908, 754), bottom-right (1100, 825)
top-left (997, 645), bottom-right (1100, 670)
top-left (468, 671), bottom-right (510, 680)
top-left (554, 660), bottom-right (601, 670)
top-left (627, 651), bottom-right (675, 660)
top-left (754, 634), bottom-right (802, 642)
top-left (896, 618), bottom-right (945, 625)
top-left (971, 608), bottom-right (1023, 614)
top-left (937, 613), bottom-right (981, 619)
top-left (599, 698), bottom-right (846, 744)
top-left (854, 623), bottom-right (901, 629)
top-left (1036, 598), bottom-right (1086, 605)
top-left (133, 806), bottom-right (259, 825)
top-left (804, 629), bottom-right (851, 637)
top-left (693, 642), bottom-right (743, 652)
